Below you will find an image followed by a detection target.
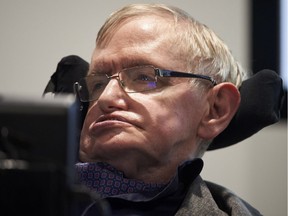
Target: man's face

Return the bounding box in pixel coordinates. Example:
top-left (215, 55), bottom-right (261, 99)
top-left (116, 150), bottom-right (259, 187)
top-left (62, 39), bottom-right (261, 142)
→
top-left (80, 16), bottom-right (208, 181)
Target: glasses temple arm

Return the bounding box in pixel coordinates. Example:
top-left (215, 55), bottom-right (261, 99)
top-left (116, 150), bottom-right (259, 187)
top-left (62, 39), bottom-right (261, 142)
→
top-left (156, 69), bottom-right (217, 86)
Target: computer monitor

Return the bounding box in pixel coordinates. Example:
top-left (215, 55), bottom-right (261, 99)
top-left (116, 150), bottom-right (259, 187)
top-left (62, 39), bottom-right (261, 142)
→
top-left (0, 94), bottom-right (80, 215)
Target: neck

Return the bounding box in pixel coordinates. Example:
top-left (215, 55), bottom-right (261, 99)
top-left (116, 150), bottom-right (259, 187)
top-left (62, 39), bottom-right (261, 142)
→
top-left (104, 159), bottom-right (178, 184)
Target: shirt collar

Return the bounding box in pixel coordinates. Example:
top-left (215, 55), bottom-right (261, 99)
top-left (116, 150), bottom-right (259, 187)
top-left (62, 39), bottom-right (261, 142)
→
top-left (75, 158), bottom-right (203, 202)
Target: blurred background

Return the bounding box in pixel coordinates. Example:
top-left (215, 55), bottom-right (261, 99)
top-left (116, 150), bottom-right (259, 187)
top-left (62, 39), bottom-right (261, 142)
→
top-left (0, 0), bottom-right (286, 215)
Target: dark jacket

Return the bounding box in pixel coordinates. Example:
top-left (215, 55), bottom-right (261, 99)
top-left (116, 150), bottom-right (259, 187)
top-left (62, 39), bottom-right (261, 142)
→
top-left (176, 176), bottom-right (262, 216)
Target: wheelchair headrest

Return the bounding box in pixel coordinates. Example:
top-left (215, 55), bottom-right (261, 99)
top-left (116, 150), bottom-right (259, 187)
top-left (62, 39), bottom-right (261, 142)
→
top-left (209, 69), bottom-right (284, 150)
top-left (43, 55), bottom-right (89, 95)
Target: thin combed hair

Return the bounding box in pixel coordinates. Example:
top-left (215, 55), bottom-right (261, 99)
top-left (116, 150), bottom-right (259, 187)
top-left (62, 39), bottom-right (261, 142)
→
top-left (96, 3), bottom-right (249, 88)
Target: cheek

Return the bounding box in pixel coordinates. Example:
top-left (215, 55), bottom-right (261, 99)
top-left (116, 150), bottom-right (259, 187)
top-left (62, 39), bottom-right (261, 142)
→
top-left (159, 101), bottom-right (195, 137)
top-left (81, 104), bottom-right (95, 133)
top-left (138, 91), bottom-right (202, 147)
top-left (79, 115), bottom-right (92, 154)
top-left (79, 104), bottom-right (99, 152)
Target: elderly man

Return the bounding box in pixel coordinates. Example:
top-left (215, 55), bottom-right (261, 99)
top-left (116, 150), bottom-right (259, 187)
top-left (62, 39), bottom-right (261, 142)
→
top-left (75, 3), bottom-right (261, 215)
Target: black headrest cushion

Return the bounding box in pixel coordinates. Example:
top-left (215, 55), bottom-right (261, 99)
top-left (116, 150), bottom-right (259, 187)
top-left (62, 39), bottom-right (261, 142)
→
top-left (43, 55), bottom-right (89, 94)
top-left (209, 69), bottom-right (284, 150)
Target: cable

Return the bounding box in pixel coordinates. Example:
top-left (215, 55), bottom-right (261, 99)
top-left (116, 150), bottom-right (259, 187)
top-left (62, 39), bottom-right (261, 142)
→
top-left (81, 201), bottom-right (97, 216)
top-left (71, 185), bottom-right (111, 216)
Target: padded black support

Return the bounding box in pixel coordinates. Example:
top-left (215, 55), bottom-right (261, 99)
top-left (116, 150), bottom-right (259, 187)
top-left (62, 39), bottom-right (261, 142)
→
top-left (43, 55), bottom-right (89, 95)
top-left (43, 55), bottom-right (89, 127)
top-left (208, 69), bottom-right (284, 150)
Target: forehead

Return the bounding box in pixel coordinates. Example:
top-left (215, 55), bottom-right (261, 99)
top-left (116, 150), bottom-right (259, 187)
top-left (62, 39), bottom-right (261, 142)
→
top-left (98, 15), bottom-right (172, 54)
top-left (97, 14), bottom-right (174, 47)
top-left (90, 16), bottom-right (186, 73)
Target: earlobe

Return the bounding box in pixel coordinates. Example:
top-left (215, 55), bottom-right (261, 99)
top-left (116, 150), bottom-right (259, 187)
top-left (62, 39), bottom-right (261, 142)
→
top-left (197, 83), bottom-right (241, 140)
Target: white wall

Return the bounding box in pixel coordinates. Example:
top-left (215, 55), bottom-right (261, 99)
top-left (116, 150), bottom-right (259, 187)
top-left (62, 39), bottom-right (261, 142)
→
top-left (0, 1), bottom-right (286, 215)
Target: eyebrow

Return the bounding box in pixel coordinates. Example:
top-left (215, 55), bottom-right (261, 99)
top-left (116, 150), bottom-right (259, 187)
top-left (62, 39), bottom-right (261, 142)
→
top-left (89, 57), bottom-right (157, 75)
top-left (120, 58), bottom-right (154, 68)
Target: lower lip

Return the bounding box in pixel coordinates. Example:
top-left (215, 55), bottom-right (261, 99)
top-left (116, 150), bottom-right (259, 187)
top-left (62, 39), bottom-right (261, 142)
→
top-left (89, 120), bottom-right (131, 133)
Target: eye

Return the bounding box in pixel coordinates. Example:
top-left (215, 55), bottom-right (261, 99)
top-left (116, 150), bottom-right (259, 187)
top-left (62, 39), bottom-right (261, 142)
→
top-left (134, 73), bottom-right (155, 82)
top-left (85, 75), bottom-right (108, 92)
top-left (92, 81), bottom-right (106, 91)
top-left (93, 82), bottom-right (105, 91)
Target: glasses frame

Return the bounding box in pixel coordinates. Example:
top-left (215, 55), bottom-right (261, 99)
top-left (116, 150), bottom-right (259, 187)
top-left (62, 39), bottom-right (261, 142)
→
top-left (74, 65), bottom-right (217, 102)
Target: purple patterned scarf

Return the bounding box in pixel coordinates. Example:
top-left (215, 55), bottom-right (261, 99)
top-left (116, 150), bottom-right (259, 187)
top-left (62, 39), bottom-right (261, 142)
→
top-left (75, 162), bottom-right (167, 198)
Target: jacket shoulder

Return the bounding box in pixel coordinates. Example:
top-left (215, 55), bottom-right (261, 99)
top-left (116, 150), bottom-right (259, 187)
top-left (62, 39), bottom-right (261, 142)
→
top-left (175, 176), bottom-right (262, 216)
top-left (204, 180), bottom-right (263, 216)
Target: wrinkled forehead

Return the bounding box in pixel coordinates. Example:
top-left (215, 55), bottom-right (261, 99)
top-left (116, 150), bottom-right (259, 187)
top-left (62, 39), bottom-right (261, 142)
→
top-left (90, 16), bottom-right (188, 75)
top-left (96, 13), bottom-right (177, 48)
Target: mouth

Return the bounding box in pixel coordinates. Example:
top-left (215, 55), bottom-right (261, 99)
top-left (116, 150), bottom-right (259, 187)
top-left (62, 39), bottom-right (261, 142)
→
top-left (88, 113), bottom-right (142, 136)
top-left (96, 114), bottom-right (129, 123)
top-left (89, 114), bottom-right (133, 133)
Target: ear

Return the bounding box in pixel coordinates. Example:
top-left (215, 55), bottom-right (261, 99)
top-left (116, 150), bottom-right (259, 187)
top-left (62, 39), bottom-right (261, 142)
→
top-left (197, 83), bottom-right (241, 140)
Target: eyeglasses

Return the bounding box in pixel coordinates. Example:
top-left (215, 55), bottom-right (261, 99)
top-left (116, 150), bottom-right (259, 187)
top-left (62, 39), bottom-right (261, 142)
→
top-left (74, 65), bottom-right (217, 102)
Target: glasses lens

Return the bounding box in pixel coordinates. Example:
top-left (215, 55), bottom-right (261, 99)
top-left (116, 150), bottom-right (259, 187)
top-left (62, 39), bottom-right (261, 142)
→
top-left (120, 66), bottom-right (157, 92)
top-left (78, 75), bottom-right (109, 102)
top-left (77, 66), bottom-right (158, 102)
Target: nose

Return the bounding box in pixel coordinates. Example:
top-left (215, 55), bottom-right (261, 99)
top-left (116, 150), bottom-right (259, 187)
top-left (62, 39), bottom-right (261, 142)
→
top-left (96, 78), bottom-right (129, 112)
